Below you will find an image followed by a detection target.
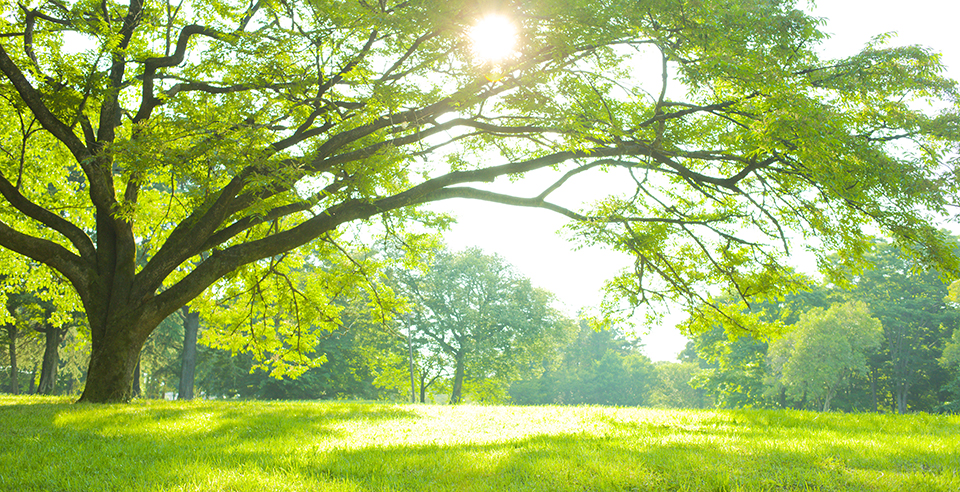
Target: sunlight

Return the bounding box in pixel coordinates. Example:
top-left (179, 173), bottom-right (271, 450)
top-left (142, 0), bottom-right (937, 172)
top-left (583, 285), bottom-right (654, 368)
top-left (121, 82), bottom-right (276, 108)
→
top-left (468, 15), bottom-right (518, 63)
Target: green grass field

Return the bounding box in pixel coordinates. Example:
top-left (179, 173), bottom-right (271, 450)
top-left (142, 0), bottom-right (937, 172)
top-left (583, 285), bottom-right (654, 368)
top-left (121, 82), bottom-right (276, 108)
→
top-left (1, 395), bottom-right (957, 491)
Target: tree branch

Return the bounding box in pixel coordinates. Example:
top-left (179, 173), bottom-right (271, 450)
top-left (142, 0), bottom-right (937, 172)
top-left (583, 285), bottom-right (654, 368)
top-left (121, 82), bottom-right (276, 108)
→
top-left (0, 172), bottom-right (96, 261)
top-left (0, 221), bottom-right (92, 295)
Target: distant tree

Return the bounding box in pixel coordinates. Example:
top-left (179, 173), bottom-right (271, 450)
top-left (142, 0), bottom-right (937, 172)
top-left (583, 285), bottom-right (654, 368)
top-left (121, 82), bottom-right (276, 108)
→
top-left (195, 325), bottom-right (386, 400)
top-left (848, 240), bottom-right (960, 413)
top-left (649, 361), bottom-right (710, 409)
top-left (770, 302), bottom-right (882, 412)
top-left (394, 248), bottom-right (573, 403)
top-left (510, 319), bottom-right (659, 407)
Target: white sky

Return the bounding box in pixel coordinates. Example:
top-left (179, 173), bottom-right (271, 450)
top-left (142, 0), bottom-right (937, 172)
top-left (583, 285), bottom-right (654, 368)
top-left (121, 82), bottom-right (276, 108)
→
top-left (434, 0), bottom-right (960, 362)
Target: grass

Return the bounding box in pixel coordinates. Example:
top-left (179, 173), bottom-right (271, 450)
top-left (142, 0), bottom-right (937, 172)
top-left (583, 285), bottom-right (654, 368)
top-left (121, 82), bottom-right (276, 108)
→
top-left (1, 395), bottom-right (958, 491)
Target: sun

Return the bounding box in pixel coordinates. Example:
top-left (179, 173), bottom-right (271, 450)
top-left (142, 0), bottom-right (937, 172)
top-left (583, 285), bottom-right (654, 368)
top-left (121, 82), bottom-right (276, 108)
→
top-left (468, 15), bottom-right (518, 63)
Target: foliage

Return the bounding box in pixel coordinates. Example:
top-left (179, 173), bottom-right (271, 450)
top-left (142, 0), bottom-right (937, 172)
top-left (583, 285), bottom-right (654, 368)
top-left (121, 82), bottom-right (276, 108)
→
top-left (684, 239), bottom-right (960, 413)
top-left (1, 0), bottom-right (959, 402)
top-left (3, 396), bottom-right (960, 490)
top-left (647, 361), bottom-right (711, 409)
top-left (389, 247), bottom-right (575, 403)
top-left (769, 301), bottom-right (883, 412)
top-left (847, 239), bottom-right (960, 413)
top-left (509, 319), bottom-right (661, 406)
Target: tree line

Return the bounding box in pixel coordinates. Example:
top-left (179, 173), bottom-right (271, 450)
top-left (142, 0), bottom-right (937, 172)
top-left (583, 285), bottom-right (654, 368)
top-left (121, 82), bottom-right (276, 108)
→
top-left (5, 239), bottom-right (955, 415)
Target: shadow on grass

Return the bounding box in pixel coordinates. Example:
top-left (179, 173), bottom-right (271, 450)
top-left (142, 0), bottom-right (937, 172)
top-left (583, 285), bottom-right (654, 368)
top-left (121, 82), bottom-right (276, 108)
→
top-left (1, 399), bottom-right (958, 491)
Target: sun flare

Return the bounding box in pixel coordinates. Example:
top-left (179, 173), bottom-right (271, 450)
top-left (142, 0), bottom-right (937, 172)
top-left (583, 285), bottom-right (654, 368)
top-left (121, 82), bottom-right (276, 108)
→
top-left (468, 15), bottom-right (518, 63)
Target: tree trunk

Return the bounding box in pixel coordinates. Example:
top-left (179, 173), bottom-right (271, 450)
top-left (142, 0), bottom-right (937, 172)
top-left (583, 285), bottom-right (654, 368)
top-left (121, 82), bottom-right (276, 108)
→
top-left (449, 353), bottom-right (466, 404)
top-left (178, 307), bottom-right (199, 400)
top-left (407, 328), bottom-right (416, 404)
top-left (78, 327), bottom-right (149, 403)
top-left (132, 357), bottom-right (142, 398)
top-left (37, 326), bottom-right (66, 395)
top-left (418, 372), bottom-right (427, 403)
top-left (28, 362), bottom-right (37, 394)
top-left (896, 387), bottom-right (909, 414)
top-left (5, 324), bottom-right (17, 395)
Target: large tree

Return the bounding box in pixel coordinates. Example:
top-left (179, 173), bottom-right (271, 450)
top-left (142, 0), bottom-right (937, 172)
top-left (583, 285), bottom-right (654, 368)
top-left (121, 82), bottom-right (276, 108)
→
top-left (0, 0), bottom-right (958, 402)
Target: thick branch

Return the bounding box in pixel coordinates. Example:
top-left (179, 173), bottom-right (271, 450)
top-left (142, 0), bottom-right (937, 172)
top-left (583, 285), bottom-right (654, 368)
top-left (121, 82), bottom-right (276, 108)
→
top-left (134, 24), bottom-right (236, 123)
top-left (0, 172), bottom-right (96, 261)
top-left (0, 221), bottom-right (92, 294)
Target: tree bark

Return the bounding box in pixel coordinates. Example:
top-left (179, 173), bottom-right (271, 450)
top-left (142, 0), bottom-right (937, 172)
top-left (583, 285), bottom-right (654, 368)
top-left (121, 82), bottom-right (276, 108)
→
top-left (178, 307), bottom-right (200, 400)
top-left (449, 353), bottom-right (466, 404)
top-left (78, 326), bottom-right (149, 403)
top-left (28, 363), bottom-right (37, 394)
top-left (37, 325), bottom-right (66, 395)
top-left (896, 387), bottom-right (909, 414)
top-left (5, 324), bottom-right (17, 395)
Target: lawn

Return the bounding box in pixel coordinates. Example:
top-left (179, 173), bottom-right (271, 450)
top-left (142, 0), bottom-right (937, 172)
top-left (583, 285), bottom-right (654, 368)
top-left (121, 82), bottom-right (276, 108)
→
top-left (1, 395), bottom-right (957, 491)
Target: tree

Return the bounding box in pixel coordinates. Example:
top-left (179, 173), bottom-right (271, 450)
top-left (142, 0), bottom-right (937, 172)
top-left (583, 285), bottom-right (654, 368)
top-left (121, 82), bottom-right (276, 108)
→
top-left (649, 361), bottom-right (710, 409)
top-left (848, 240), bottom-right (960, 413)
top-left (770, 301), bottom-right (883, 412)
top-left (177, 306), bottom-right (200, 400)
top-left (0, 0), bottom-right (958, 402)
top-left (509, 318), bottom-right (659, 407)
top-left (393, 248), bottom-right (572, 403)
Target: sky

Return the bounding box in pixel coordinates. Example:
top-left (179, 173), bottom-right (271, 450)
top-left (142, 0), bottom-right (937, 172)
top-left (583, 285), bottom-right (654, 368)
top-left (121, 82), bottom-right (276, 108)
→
top-left (433, 0), bottom-right (960, 362)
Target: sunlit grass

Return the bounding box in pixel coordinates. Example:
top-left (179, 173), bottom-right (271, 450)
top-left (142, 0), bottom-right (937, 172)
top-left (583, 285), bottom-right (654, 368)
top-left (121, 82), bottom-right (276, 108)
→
top-left (2, 395), bottom-right (958, 491)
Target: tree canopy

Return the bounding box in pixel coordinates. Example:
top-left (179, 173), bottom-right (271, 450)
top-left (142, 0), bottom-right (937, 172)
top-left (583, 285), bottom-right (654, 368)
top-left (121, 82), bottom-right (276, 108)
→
top-left (0, 0), bottom-right (958, 402)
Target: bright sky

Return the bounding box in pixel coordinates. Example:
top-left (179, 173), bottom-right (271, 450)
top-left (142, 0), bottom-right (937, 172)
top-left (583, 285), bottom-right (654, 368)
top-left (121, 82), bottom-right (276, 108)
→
top-left (437, 0), bottom-right (960, 362)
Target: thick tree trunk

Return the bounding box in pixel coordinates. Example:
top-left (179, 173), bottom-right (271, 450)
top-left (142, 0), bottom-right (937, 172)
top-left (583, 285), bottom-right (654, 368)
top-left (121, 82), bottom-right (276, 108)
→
top-left (37, 326), bottom-right (65, 395)
top-left (178, 307), bottom-right (199, 400)
top-left (78, 327), bottom-right (149, 403)
top-left (449, 353), bottom-right (466, 404)
top-left (6, 324), bottom-right (17, 395)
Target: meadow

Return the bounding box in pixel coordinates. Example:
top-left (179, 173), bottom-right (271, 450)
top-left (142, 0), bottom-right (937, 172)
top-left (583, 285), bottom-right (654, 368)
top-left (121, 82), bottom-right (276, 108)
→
top-left (1, 395), bottom-right (957, 491)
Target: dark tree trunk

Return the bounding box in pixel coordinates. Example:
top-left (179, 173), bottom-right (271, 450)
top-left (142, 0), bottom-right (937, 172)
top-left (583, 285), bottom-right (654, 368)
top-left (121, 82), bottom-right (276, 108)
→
top-left (28, 362), bottom-right (37, 394)
top-left (418, 372), bottom-right (441, 403)
top-left (37, 325), bottom-right (66, 395)
top-left (5, 324), bottom-right (17, 395)
top-left (78, 326), bottom-right (149, 403)
top-left (178, 307), bottom-right (199, 400)
top-left (449, 353), bottom-right (466, 404)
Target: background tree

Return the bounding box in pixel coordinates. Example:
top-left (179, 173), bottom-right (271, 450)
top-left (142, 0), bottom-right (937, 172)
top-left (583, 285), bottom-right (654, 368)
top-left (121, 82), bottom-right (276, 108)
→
top-left (848, 240), bottom-right (960, 413)
top-left (395, 248), bottom-right (573, 403)
top-left (769, 302), bottom-right (883, 412)
top-left (509, 318), bottom-right (659, 407)
top-left (649, 361), bottom-right (710, 409)
top-left (0, 0), bottom-right (958, 402)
